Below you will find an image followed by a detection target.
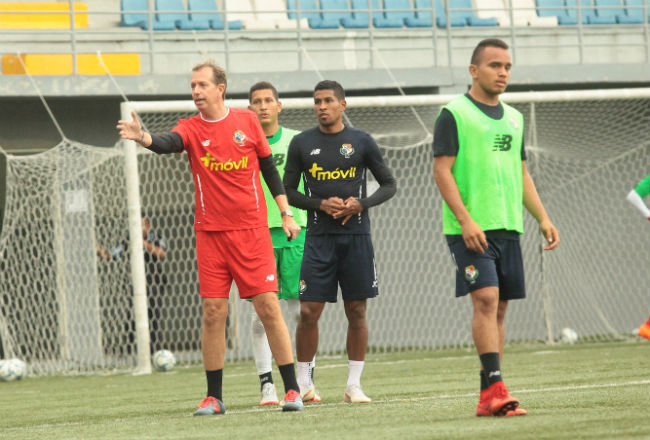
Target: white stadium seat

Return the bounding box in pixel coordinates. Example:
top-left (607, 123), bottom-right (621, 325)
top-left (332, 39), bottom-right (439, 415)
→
top-left (255, 0), bottom-right (309, 29)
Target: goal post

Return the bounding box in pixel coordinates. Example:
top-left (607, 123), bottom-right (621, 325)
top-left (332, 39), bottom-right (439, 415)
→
top-left (0, 88), bottom-right (648, 377)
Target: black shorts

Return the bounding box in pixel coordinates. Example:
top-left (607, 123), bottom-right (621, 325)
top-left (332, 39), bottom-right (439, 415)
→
top-left (299, 234), bottom-right (379, 303)
top-left (446, 230), bottom-right (526, 301)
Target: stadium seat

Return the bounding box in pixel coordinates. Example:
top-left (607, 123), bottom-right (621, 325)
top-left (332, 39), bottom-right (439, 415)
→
top-left (188, 0), bottom-right (242, 30)
top-left (255, 0), bottom-right (308, 29)
top-left (624, 0), bottom-right (649, 22)
top-left (565, 0), bottom-right (602, 24)
top-left (383, 0), bottom-right (432, 26)
top-left (511, 0), bottom-right (559, 25)
top-left (428, 0), bottom-right (467, 26)
top-left (287, 0), bottom-right (341, 28)
top-left (320, 0), bottom-right (368, 28)
top-left (535, 0), bottom-right (578, 23)
top-left (349, 0), bottom-right (404, 27)
top-left (594, 0), bottom-right (642, 22)
top-left (475, 0), bottom-right (514, 24)
top-left (121, 0), bottom-right (175, 29)
top-left (156, 0), bottom-right (210, 30)
top-left (0, 2), bottom-right (88, 29)
top-left (2, 53), bottom-right (140, 75)
top-left (409, 0), bottom-right (434, 26)
top-left (225, 0), bottom-right (272, 29)
top-left (449, 0), bottom-right (498, 25)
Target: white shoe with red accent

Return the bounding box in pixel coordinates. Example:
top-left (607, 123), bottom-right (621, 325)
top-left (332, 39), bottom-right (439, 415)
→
top-left (260, 382), bottom-right (279, 406)
top-left (300, 384), bottom-right (320, 402)
top-left (344, 385), bottom-right (371, 403)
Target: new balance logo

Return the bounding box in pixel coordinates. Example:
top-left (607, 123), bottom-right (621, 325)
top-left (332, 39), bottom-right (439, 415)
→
top-left (310, 149), bottom-right (321, 155)
top-left (265, 274), bottom-right (275, 282)
top-left (488, 370), bottom-right (501, 378)
top-left (493, 134), bottom-right (513, 152)
top-left (202, 139), bottom-right (210, 147)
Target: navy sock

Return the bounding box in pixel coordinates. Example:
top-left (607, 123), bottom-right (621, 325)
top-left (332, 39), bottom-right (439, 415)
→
top-left (479, 352), bottom-right (502, 386)
top-left (259, 371), bottom-right (273, 390)
top-left (278, 363), bottom-right (299, 394)
top-left (480, 370), bottom-right (488, 391)
top-left (206, 369), bottom-right (223, 401)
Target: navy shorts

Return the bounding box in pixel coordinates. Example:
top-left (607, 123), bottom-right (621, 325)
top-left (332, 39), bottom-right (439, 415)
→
top-left (299, 234), bottom-right (379, 303)
top-left (446, 230), bottom-right (526, 300)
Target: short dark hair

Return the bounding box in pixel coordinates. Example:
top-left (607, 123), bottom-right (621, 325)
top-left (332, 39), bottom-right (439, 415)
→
top-left (248, 81), bottom-right (279, 102)
top-left (470, 38), bottom-right (509, 65)
top-left (314, 80), bottom-right (345, 100)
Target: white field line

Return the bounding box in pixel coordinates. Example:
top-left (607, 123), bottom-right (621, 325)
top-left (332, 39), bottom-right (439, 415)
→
top-left (222, 379), bottom-right (650, 416)
top-left (7, 377), bottom-right (646, 432)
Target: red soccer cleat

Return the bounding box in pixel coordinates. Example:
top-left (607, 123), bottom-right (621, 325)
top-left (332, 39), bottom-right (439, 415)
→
top-left (505, 407), bottom-right (528, 416)
top-left (476, 389), bottom-right (491, 416)
top-left (486, 381), bottom-right (519, 417)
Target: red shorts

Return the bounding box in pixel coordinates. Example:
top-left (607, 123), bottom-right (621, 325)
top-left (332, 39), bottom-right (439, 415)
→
top-left (196, 228), bottom-right (278, 298)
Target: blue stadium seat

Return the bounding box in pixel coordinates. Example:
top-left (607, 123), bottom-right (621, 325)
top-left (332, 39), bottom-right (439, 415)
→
top-left (594, 0), bottom-right (643, 22)
top-left (586, 0), bottom-right (621, 22)
top-left (624, 0), bottom-right (649, 22)
top-left (383, 0), bottom-right (431, 26)
top-left (287, 0), bottom-right (341, 28)
top-left (564, 0), bottom-right (602, 24)
top-left (449, 0), bottom-right (498, 25)
top-left (409, 0), bottom-right (434, 26)
top-left (156, 0), bottom-right (210, 29)
top-left (320, 0), bottom-right (368, 28)
top-left (121, 0), bottom-right (175, 29)
top-left (536, 0), bottom-right (578, 24)
top-left (350, 0), bottom-right (404, 27)
top-left (429, 0), bottom-right (467, 26)
top-left (187, 0), bottom-right (242, 30)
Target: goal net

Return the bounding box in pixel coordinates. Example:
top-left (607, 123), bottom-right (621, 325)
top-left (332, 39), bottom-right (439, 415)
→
top-left (0, 88), bottom-right (648, 376)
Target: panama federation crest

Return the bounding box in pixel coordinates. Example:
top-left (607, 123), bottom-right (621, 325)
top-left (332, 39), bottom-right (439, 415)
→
top-left (340, 144), bottom-right (354, 158)
top-left (233, 130), bottom-right (247, 146)
top-left (464, 265), bottom-right (479, 283)
top-left (299, 280), bottom-right (306, 294)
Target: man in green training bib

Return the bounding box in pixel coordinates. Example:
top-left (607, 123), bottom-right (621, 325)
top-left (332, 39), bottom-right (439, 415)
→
top-left (433, 38), bottom-right (559, 418)
top-left (248, 82), bottom-right (319, 406)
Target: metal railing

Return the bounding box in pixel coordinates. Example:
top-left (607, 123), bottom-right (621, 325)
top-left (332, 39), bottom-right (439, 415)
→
top-left (0, 0), bottom-right (648, 74)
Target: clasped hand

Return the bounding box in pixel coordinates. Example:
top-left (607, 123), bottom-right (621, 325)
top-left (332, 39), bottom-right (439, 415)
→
top-left (320, 197), bottom-right (363, 225)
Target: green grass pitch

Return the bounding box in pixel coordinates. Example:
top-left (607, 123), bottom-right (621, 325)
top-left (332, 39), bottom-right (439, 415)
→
top-left (2, 341), bottom-right (649, 440)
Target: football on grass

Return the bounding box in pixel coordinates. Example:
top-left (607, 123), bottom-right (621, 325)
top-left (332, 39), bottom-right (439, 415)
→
top-left (559, 327), bottom-right (578, 344)
top-left (0, 358), bottom-right (26, 382)
top-left (152, 350), bottom-right (176, 372)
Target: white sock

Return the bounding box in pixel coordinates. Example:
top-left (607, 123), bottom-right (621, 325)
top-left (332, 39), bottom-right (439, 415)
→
top-left (297, 361), bottom-right (312, 389)
top-left (347, 360), bottom-right (365, 389)
top-left (251, 308), bottom-right (272, 376)
top-left (310, 355), bottom-right (316, 383)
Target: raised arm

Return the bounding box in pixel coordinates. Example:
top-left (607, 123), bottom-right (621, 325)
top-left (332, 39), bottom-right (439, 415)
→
top-left (116, 110), bottom-right (183, 154)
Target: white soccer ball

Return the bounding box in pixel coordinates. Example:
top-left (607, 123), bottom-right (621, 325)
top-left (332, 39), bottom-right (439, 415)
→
top-left (0, 358), bottom-right (26, 382)
top-left (559, 327), bottom-right (578, 345)
top-left (152, 350), bottom-right (176, 372)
